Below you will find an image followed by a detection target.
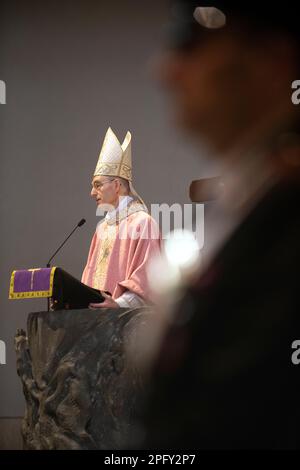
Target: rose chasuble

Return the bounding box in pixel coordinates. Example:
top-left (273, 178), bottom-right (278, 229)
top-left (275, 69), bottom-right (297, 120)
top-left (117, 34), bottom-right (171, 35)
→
top-left (82, 199), bottom-right (160, 301)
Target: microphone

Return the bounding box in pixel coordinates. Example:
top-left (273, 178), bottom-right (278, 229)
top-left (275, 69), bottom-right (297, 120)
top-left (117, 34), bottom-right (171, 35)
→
top-left (77, 218), bottom-right (86, 227)
top-left (46, 218), bottom-right (86, 267)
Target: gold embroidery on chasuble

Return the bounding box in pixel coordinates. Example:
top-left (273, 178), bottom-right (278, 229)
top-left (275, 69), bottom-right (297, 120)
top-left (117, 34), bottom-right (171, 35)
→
top-left (93, 222), bottom-right (117, 290)
top-left (92, 200), bottom-right (147, 290)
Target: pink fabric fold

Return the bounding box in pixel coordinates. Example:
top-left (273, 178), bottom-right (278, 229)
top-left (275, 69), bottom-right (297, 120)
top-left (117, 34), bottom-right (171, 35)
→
top-left (82, 210), bottom-right (161, 302)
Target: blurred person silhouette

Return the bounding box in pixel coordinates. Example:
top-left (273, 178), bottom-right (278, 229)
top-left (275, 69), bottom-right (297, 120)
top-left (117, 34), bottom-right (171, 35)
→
top-left (138, 1), bottom-right (300, 449)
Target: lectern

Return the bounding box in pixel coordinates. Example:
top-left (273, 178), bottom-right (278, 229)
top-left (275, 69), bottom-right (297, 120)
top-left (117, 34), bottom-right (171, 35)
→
top-left (9, 267), bottom-right (105, 310)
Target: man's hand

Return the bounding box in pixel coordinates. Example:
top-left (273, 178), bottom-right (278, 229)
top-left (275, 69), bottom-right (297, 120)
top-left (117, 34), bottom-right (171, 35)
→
top-left (89, 292), bottom-right (120, 309)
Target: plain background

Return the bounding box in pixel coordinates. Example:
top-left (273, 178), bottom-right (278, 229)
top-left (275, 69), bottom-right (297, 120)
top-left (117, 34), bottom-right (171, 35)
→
top-left (0, 0), bottom-right (217, 417)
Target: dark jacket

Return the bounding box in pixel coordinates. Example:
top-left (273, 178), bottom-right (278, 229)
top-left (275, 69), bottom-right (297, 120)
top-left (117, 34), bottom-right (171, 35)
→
top-left (142, 178), bottom-right (300, 449)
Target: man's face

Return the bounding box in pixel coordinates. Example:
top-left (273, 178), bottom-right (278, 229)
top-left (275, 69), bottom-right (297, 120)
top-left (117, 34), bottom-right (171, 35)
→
top-left (158, 31), bottom-right (270, 153)
top-left (91, 176), bottom-right (119, 209)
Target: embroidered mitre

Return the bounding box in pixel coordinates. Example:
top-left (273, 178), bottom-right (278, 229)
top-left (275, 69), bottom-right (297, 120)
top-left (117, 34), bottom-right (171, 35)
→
top-left (94, 127), bottom-right (132, 181)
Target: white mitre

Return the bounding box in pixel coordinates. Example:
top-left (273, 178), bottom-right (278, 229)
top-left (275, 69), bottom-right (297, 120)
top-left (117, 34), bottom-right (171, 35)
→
top-left (94, 127), bottom-right (147, 208)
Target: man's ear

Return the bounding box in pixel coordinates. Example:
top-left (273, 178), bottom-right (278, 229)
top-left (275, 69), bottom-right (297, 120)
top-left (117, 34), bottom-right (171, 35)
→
top-left (115, 178), bottom-right (121, 194)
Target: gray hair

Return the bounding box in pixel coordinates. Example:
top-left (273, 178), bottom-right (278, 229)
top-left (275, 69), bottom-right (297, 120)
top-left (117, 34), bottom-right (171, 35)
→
top-left (114, 177), bottom-right (130, 194)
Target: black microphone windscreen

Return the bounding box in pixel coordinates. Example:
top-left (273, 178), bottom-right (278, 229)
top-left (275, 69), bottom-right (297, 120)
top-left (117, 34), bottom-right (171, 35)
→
top-left (78, 218), bottom-right (86, 227)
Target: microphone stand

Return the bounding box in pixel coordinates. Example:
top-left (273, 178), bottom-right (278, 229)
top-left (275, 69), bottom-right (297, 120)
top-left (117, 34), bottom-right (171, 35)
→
top-left (46, 220), bottom-right (86, 312)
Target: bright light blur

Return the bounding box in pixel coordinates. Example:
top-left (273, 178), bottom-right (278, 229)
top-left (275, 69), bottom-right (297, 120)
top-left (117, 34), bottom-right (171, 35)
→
top-left (147, 229), bottom-right (201, 301)
top-left (164, 229), bottom-right (200, 269)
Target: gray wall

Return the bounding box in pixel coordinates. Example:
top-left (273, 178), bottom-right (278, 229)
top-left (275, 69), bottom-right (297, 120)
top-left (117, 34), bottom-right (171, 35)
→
top-left (0, 418), bottom-right (22, 449)
top-left (0, 0), bottom-right (216, 421)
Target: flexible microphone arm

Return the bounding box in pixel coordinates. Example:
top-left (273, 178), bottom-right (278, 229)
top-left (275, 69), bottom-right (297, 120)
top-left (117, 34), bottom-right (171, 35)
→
top-left (46, 218), bottom-right (86, 267)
